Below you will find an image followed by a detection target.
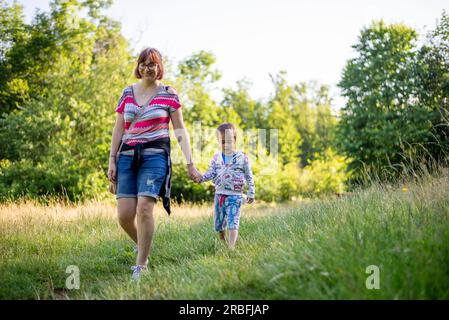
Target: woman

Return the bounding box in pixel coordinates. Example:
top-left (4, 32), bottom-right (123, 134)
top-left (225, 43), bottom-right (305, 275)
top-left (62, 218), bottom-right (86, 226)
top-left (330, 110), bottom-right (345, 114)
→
top-left (108, 47), bottom-right (202, 280)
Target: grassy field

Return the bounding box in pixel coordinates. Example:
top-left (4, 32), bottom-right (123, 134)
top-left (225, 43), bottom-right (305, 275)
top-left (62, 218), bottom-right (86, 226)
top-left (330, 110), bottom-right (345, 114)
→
top-left (1, 168), bottom-right (448, 300)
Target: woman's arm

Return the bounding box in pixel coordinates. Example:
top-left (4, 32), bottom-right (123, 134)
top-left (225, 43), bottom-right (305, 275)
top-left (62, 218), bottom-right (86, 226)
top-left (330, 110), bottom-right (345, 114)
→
top-left (170, 108), bottom-right (202, 182)
top-left (108, 113), bottom-right (124, 183)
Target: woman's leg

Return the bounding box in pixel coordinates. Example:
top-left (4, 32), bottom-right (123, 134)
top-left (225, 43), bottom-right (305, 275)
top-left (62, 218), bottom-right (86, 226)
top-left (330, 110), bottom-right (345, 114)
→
top-left (117, 198), bottom-right (138, 243)
top-left (135, 196), bottom-right (156, 266)
top-left (219, 230), bottom-right (226, 242)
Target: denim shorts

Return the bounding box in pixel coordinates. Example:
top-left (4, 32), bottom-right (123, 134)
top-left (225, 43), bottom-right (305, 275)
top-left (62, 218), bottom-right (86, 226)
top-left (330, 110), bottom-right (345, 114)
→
top-left (116, 152), bottom-right (168, 200)
top-left (213, 194), bottom-right (243, 232)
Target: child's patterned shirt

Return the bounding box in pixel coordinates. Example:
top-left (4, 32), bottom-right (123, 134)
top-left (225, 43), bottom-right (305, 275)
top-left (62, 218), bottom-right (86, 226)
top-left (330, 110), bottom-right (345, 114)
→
top-left (201, 150), bottom-right (255, 198)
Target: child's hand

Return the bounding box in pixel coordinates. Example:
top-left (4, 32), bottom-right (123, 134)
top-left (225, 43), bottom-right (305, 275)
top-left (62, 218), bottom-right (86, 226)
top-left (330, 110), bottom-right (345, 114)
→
top-left (247, 197), bottom-right (254, 204)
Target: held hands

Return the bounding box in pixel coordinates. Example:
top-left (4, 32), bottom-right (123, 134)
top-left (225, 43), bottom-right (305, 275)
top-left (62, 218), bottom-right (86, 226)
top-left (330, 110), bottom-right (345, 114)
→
top-left (247, 197), bottom-right (254, 204)
top-left (187, 164), bottom-right (202, 183)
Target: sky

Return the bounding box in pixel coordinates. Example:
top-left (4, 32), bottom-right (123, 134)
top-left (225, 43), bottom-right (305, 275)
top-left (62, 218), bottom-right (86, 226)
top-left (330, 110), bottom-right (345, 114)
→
top-left (13, 0), bottom-right (449, 110)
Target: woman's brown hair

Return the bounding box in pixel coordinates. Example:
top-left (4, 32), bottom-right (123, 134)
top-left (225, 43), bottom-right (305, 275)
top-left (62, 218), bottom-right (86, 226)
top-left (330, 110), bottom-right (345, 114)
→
top-left (134, 47), bottom-right (164, 80)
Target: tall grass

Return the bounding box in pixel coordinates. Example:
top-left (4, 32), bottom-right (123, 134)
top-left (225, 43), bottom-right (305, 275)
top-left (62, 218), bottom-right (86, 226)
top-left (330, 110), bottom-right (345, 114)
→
top-left (0, 165), bottom-right (448, 299)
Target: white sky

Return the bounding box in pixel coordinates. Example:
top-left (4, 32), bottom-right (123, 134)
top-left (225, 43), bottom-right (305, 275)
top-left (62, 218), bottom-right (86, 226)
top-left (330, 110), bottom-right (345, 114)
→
top-left (14, 0), bottom-right (449, 109)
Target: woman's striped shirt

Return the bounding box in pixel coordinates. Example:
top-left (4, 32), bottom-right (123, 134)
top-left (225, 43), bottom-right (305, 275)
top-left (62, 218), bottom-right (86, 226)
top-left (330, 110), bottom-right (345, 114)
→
top-left (115, 85), bottom-right (181, 146)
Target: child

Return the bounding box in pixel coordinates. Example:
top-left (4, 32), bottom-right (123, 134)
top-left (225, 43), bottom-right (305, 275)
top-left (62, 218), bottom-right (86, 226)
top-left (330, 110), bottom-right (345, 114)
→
top-left (199, 123), bottom-right (255, 248)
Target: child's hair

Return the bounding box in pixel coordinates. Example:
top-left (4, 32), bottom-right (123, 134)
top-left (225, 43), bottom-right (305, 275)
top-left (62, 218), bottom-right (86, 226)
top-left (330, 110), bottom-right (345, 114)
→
top-left (217, 123), bottom-right (237, 140)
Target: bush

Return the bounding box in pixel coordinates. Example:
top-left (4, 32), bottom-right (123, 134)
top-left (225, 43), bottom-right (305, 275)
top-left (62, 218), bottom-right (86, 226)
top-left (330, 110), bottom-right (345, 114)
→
top-left (298, 148), bottom-right (351, 197)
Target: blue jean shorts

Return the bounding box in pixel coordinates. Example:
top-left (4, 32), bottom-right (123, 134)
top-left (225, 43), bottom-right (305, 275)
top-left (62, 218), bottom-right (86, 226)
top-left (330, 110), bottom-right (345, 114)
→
top-left (213, 194), bottom-right (243, 232)
top-left (116, 152), bottom-right (168, 200)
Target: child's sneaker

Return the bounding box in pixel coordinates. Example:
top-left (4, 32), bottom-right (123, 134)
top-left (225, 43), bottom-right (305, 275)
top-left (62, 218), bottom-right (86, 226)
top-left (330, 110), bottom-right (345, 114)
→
top-left (131, 265), bottom-right (147, 281)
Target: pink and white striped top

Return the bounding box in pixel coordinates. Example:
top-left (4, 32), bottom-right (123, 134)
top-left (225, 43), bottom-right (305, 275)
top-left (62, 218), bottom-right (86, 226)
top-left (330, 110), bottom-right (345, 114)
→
top-left (115, 85), bottom-right (181, 146)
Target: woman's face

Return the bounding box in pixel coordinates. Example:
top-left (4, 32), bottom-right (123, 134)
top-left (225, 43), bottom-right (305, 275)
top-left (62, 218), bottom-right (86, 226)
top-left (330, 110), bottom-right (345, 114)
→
top-left (138, 58), bottom-right (159, 81)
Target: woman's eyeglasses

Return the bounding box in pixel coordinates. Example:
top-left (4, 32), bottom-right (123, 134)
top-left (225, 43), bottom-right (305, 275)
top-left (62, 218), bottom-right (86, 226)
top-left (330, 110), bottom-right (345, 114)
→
top-left (139, 63), bottom-right (158, 70)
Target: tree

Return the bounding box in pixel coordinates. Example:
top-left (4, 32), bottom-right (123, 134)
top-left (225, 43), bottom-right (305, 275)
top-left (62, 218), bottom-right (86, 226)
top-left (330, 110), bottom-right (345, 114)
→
top-left (291, 81), bottom-right (337, 167)
top-left (0, 0), bottom-right (134, 201)
top-left (175, 50), bottom-right (222, 127)
top-left (221, 78), bottom-right (267, 130)
top-left (337, 21), bottom-right (430, 181)
top-left (414, 11), bottom-right (449, 163)
top-left (267, 71), bottom-right (303, 164)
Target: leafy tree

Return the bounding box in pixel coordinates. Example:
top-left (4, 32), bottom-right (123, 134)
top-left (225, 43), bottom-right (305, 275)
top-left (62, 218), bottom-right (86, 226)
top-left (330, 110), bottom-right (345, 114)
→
top-left (337, 21), bottom-right (428, 181)
top-left (267, 71), bottom-right (303, 164)
top-left (221, 78), bottom-right (267, 129)
top-left (291, 81), bottom-right (337, 167)
top-left (0, 0), bottom-right (133, 201)
top-left (414, 11), bottom-right (449, 162)
top-left (175, 50), bottom-right (222, 127)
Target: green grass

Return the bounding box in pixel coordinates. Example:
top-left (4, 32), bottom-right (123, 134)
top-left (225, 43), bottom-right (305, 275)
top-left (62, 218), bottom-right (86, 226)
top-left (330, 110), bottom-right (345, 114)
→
top-left (1, 168), bottom-right (449, 299)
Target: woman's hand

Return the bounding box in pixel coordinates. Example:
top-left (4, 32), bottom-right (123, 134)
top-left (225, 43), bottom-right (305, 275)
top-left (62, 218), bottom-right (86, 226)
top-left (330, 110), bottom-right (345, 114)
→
top-left (187, 164), bottom-right (202, 183)
top-left (108, 158), bottom-right (117, 183)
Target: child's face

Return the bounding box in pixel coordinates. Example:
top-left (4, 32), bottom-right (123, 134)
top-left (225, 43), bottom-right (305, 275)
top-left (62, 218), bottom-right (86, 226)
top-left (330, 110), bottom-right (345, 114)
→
top-left (217, 130), bottom-right (236, 154)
